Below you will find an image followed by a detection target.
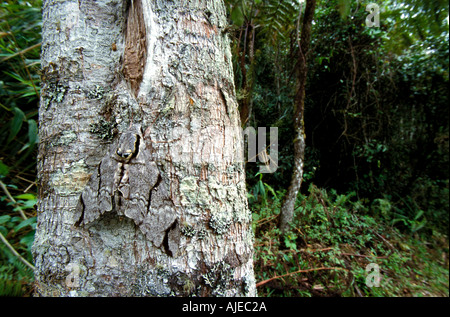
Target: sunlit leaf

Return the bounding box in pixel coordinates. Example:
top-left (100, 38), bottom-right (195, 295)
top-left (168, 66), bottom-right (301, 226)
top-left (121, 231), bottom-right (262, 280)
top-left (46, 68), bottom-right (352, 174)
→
top-left (14, 193), bottom-right (36, 200)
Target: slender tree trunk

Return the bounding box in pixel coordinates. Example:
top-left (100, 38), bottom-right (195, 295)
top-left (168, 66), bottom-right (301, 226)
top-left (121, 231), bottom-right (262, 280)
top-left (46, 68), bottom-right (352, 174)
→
top-left (279, 0), bottom-right (316, 233)
top-left (238, 23), bottom-right (255, 127)
top-left (33, 0), bottom-right (256, 297)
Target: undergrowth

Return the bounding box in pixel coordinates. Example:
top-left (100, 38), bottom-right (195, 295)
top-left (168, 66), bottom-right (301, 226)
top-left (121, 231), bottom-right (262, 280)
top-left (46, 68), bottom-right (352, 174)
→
top-left (1, 0), bottom-right (40, 296)
top-left (0, 189), bottom-right (36, 296)
top-left (251, 184), bottom-right (449, 297)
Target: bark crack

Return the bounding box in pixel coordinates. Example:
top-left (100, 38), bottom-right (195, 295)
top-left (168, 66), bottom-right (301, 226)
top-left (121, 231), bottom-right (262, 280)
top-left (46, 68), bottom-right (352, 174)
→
top-left (162, 218), bottom-right (178, 257)
top-left (123, 0), bottom-right (147, 97)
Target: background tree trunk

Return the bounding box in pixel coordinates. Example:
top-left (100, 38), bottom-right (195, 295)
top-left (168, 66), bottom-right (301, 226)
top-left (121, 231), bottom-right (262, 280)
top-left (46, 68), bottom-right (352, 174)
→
top-left (279, 0), bottom-right (316, 233)
top-left (33, 0), bottom-right (256, 296)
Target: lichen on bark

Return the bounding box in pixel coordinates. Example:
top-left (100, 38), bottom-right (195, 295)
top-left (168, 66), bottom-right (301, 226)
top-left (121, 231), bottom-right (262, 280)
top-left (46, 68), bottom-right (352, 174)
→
top-left (34, 0), bottom-right (256, 297)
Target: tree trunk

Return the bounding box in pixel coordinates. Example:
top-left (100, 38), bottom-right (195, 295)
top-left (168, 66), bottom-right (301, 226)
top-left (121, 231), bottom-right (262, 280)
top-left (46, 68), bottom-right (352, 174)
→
top-left (279, 0), bottom-right (316, 233)
top-left (33, 0), bottom-right (256, 297)
top-left (238, 23), bottom-right (255, 127)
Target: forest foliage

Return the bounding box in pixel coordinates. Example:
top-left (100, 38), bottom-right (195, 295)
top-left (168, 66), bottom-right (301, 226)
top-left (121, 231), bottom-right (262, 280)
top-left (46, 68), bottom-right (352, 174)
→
top-left (0, 0), bottom-right (448, 296)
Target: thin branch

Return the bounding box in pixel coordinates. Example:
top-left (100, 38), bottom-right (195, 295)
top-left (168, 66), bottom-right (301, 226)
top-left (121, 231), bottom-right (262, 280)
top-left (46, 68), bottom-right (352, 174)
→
top-left (255, 214), bottom-right (279, 227)
top-left (341, 252), bottom-right (389, 259)
top-left (373, 231), bottom-right (397, 252)
top-left (0, 231), bottom-right (35, 271)
top-left (256, 266), bottom-right (348, 288)
top-left (0, 42), bottom-right (41, 63)
top-left (0, 180), bottom-right (28, 220)
top-left (296, 0), bottom-right (304, 59)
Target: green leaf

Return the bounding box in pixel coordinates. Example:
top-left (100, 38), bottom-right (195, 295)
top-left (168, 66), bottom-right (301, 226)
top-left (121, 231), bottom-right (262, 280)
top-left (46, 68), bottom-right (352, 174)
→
top-left (14, 198), bottom-right (37, 210)
top-left (20, 230), bottom-right (36, 251)
top-left (11, 216), bottom-right (23, 223)
top-left (230, 5), bottom-right (245, 27)
top-left (258, 180), bottom-right (265, 198)
top-left (27, 119), bottom-right (38, 147)
top-left (414, 209), bottom-right (424, 221)
top-left (0, 160), bottom-right (9, 177)
top-left (8, 107), bottom-right (25, 143)
top-left (264, 183), bottom-right (277, 199)
top-left (0, 215), bottom-right (12, 225)
top-left (14, 193), bottom-right (36, 200)
top-left (14, 216), bottom-right (36, 232)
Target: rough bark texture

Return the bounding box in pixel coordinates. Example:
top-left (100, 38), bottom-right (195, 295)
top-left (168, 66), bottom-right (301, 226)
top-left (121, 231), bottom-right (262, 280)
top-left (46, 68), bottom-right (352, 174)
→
top-left (34, 0), bottom-right (256, 297)
top-left (279, 0), bottom-right (316, 233)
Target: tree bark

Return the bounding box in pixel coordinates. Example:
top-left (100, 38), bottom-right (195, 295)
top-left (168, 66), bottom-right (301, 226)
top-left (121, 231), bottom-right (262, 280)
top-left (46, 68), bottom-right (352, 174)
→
top-left (238, 23), bottom-right (255, 127)
top-left (279, 0), bottom-right (316, 233)
top-left (33, 0), bottom-right (256, 297)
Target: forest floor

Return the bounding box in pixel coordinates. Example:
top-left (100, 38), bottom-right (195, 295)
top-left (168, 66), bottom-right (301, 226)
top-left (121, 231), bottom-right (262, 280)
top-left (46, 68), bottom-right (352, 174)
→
top-left (0, 177), bottom-right (449, 297)
top-left (251, 187), bottom-right (449, 297)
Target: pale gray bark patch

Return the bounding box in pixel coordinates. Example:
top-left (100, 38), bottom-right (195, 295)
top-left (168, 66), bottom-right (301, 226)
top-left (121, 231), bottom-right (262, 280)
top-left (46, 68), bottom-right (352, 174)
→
top-left (279, 130), bottom-right (305, 233)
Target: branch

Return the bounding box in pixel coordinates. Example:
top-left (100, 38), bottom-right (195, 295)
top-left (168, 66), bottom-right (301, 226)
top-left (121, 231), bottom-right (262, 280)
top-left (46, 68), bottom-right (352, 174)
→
top-left (256, 266), bottom-right (347, 288)
top-left (0, 180), bottom-right (27, 220)
top-left (341, 252), bottom-right (389, 259)
top-left (0, 42), bottom-right (41, 63)
top-left (0, 231), bottom-right (35, 271)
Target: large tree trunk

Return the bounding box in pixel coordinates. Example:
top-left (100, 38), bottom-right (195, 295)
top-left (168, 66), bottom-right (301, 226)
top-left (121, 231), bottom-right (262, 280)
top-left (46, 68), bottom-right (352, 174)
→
top-left (279, 0), bottom-right (316, 233)
top-left (33, 0), bottom-right (256, 297)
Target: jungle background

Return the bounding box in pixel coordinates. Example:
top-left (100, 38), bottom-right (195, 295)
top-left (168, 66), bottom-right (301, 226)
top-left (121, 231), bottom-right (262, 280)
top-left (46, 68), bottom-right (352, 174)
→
top-left (0, 0), bottom-right (448, 296)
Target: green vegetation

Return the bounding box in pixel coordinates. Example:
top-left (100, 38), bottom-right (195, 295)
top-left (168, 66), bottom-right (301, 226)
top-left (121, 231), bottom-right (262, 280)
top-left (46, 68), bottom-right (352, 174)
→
top-left (228, 0), bottom-right (448, 297)
top-left (251, 184), bottom-right (448, 296)
top-left (1, 0), bottom-right (41, 296)
top-left (0, 0), bottom-right (448, 296)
